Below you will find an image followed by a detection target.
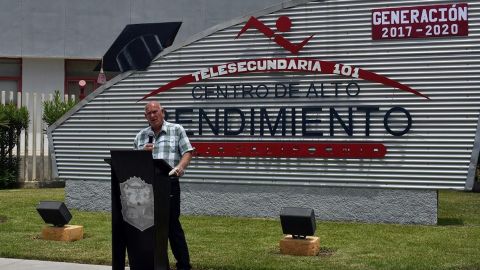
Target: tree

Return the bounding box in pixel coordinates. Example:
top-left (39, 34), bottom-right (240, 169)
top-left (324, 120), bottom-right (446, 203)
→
top-left (0, 103), bottom-right (29, 188)
top-left (42, 90), bottom-right (78, 127)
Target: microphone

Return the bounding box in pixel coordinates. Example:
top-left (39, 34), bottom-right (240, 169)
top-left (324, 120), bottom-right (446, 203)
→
top-left (147, 130), bottom-right (154, 144)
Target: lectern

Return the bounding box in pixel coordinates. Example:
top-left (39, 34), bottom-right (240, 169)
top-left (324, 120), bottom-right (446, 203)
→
top-left (107, 150), bottom-right (172, 270)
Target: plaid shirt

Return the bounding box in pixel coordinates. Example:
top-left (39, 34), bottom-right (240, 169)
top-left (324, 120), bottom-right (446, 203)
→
top-left (133, 121), bottom-right (193, 168)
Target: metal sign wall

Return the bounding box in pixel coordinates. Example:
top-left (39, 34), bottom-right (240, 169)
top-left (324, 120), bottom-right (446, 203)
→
top-left (50, 0), bottom-right (480, 190)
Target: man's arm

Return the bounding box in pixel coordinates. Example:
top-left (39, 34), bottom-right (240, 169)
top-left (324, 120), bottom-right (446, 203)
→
top-left (133, 135), bottom-right (139, 149)
top-left (170, 151), bottom-right (193, 177)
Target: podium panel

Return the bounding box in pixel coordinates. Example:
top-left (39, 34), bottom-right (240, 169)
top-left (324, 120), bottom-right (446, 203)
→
top-left (108, 150), bottom-right (172, 270)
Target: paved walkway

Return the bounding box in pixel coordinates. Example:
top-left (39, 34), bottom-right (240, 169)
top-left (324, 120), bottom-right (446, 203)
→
top-left (0, 258), bottom-right (127, 270)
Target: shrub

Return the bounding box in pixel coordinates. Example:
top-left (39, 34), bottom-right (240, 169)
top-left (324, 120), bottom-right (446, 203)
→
top-left (0, 111), bottom-right (7, 128)
top-left (0, 157), bottom-right (19, 188)
top-left (476, 162), bottom-right (479, 182)
top-left (42, 90), bottom-right (78, 127)
top-left (0, 103), bottom-right (29, 188)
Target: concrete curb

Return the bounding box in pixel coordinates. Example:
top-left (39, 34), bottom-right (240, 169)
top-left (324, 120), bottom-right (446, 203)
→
top-left (0, 258), bottom-right (125, 270)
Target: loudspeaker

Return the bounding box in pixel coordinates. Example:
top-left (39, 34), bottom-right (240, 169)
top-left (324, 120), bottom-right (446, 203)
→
top-left (36, 201), bottom-right (72, 227)
top-left (280, 207), bottom-right (316, 238)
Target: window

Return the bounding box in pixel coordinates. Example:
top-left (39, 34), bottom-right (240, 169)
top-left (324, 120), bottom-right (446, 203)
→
top-left (65, 59), bottom-right (119, 100)
top-left (0, 58), bottom-right (21, 104)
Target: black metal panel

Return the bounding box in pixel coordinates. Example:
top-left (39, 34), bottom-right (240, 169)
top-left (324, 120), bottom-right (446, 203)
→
top-left (95, 22), bottom-right (182, 72)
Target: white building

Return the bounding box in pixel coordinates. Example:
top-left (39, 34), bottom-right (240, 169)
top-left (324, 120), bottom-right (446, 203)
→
top-left (0, 0), bottom-right (283, 99)
top-left (4, 0), bottom-right (479, 224)
top-left (47, 0), bottom-right (480, 225)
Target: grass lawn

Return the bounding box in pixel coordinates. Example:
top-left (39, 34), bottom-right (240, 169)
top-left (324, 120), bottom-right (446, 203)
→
top-left (0, 188), bottom-right (479, 270)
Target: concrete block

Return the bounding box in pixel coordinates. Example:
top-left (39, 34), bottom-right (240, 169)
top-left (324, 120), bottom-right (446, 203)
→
top-left (279, 235), bottom-right (320, 256)
top-left (41, 225), bottom-right (84, 242)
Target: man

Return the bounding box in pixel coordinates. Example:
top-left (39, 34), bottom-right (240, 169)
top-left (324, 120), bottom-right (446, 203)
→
top-left (133, 101), bottom-right (193, 270)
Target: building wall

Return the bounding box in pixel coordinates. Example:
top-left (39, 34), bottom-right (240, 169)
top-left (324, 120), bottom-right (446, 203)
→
top-left (66, 180), bottom-right (438, 225)
top-left (48, 0), bottom-right (480, 224)
top-left (50, 0), bottom-right (480, 190)
top-left (21, 58), bottom-right (65, 125)
top-left (0, 1), bottom-right (22, 56)
top-left (22, 58), bottom-right (64, 94)
top-left (0, 0), bottom-right (283, 59)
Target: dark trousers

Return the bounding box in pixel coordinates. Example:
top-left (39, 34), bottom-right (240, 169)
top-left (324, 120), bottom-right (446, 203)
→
top-left (169, 179), bottom-right (191, 270)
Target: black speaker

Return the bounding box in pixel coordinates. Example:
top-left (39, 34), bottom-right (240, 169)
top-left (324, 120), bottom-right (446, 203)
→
top-left (36, 201), bottom-right (72, 227)
top-left (280, 207), bottom-right (316, 238)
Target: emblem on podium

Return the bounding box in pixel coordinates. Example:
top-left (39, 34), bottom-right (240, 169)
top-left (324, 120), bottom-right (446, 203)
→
top-left (120, 176), bottom-right (154, 231)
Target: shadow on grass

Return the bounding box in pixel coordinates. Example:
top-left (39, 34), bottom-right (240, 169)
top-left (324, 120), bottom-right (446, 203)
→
top-left (318, 247), bottom-right (336, 257)
top-left (438, 218), bottom-right (464, 226)
top-left (0, 215), bottom-right (6, 223)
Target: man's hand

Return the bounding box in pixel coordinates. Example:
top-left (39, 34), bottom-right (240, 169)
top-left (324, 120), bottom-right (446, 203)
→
top-left (169, 166), bottom-right (185, 177)
top-left (144, 143), bottom-right (154, 151)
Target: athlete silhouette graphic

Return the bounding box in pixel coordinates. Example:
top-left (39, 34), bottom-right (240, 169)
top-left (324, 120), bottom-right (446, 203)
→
top-left (235, 16), bottom-right (314, 54)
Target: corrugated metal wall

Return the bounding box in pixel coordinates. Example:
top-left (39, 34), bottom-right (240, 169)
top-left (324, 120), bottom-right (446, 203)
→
top-left (49, 0), bottom-right (480, 190)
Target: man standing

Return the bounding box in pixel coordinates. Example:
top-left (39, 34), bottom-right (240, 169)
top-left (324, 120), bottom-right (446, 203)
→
top-left (134, 101), bottom-right (193, 270)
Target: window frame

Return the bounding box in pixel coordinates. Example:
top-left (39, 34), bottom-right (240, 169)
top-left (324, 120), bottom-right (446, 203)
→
top-left (64, 59), bottom-right (101, 99)
top-left (0, 57), bottom-right (22, 93)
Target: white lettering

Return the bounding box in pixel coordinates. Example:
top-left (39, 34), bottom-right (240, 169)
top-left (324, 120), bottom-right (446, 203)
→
top-left (298, 60), bottom-right (308, 70)
top-left (267, 60), bottom-right (276, 70)
top-left (237, 62), bottom-right (247, 72)
top-left (217, 65), bottom-right (227, 76)
top-left (391, 11), bottom-right (399, 24)
top-left (448, 5), bottom-right (458, 21)
top-left (307, 60), bottom-right (313, 71)
top-left (209, 67), bottom-right (218, 78)
top-left (278, 60), bottom-right (287, 70)
top-left (382, 12), bottom-right (389, 24)
top-left (312, 61), bottom-right (321, 72)
top-left (372, 11), bottom-right (382, 25)
top-left (287, 59), bottom-right (297, 70)
top-left (421, 9), bottom-right (429, 23)
top-left (200, 68), bottom-right (210, 80)
top-left (400, 10), bottom-right (409, 24)
top-left (374, 5), bottom-right (468, 27)
top-left (192, 71), bottom-right (202, 81)
top-left (257, 60), bottom-right (266, 71)
top-left (411, 9), bottom-right (419, 23)
top-left (438, 8), bottom-right (448, 22)
top-left (429, 9), bottom-right (437, 22)
top-left (227, 63), bottom-right (237, 73)
top-left (247, 61), bottom-right (256, 71)
top-left (458, 6), bottom-right (468, 21)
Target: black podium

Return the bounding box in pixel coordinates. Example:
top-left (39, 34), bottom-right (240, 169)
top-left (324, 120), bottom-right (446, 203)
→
top-left (107, 150), bottom-right (172, 270)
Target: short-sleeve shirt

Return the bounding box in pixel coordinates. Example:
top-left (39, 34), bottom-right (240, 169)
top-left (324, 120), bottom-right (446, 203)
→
top-left (133, 120), bottom-right (193, 168)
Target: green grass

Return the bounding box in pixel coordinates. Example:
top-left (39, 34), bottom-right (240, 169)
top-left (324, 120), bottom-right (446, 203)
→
top-left (0, 188), bottom-right (479, 270)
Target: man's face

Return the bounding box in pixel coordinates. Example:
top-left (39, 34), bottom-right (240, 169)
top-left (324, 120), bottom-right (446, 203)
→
top-left (144, 102), bottom-right (164, 130)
